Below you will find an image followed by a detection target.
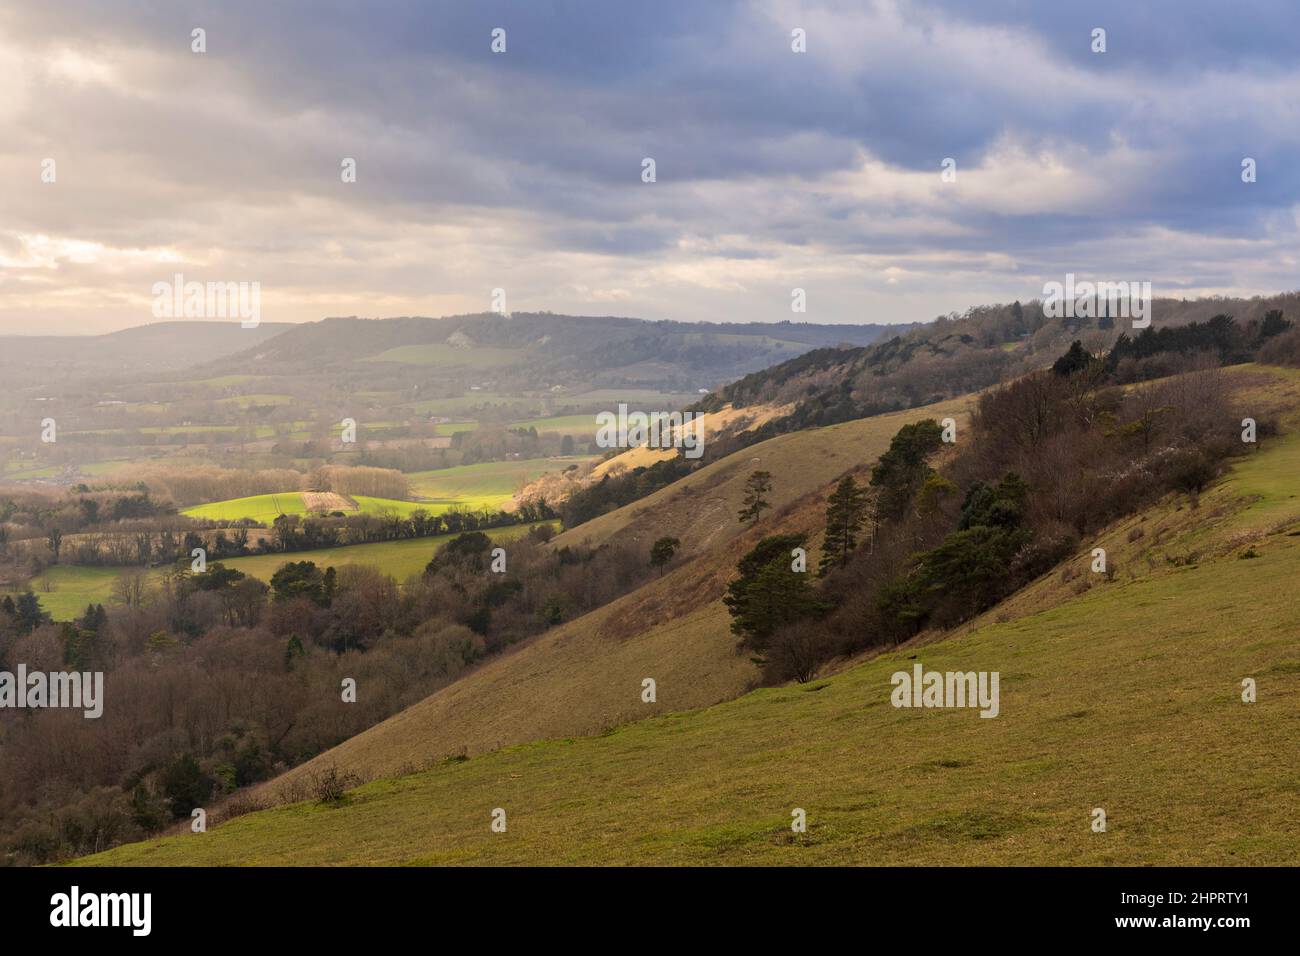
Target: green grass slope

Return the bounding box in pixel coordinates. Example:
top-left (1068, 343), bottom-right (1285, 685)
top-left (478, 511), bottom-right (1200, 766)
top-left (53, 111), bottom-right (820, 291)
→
top-left (182, 493), bottom-right (445, 523)
top-left (182, 493), bottom-right (310, 522)
top-left (407, 457), bottom-right (595, 510)
top-left (80, 415), bottom-right (1300, 865)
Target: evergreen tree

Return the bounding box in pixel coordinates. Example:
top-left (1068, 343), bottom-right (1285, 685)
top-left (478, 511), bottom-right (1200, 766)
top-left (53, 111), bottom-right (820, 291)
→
top-left (724, 534), bottom-right (827, 653)
top-left (738, 470), bottom-right (773, 524)
top-left (158, 753), bottom-right (210, 820)
top-left (870, 420), bottom-right (944, 523)
top-left (1052, 340), bottom-right (1093, 377)
top-left (819, 476), bottom-right (868, 575)
top-left (13, 591), bottom-right (47, 635)
top-left (1261, 309), bottom-right (1290, 339)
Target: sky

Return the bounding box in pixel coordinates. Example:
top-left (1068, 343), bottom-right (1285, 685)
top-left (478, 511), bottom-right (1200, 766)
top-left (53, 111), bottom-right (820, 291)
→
top-left (2, 0), bottom-right (1298, 335)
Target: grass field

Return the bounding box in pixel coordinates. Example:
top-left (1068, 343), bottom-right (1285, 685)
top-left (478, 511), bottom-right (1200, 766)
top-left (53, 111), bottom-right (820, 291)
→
top-left (20, 565), bottom-right (123, 621)
top-left (12, 524), bottom-right (553, 621)
top-left (182, 493), bottom-right (446, 523)
top-left (195, 374), bottom-right (263, 388)
top-left (433, 422), bottom-right (478, 436)
top-left (363, 345), bottom-right (527, 368)
top-left (347, 496), bottom-right (445, 517)
top-left (402, 392), bottom-right (531, 416)
top-left (407, 457), bottom-right (594, 509)
top-left (182, 493), bottom-right (311, 522)
top-left (78, 420), bottom-right (1300, 865)
top-left (2, 462), bottom-right (61, 480)
top-left (217, 522), bottom-right (550, 582)
top-left (218, 394), bottom-right (295, 408)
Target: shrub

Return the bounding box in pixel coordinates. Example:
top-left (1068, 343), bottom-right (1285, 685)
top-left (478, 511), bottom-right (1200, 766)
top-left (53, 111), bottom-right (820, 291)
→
top-left (310, 767), bottom-right (360, 804)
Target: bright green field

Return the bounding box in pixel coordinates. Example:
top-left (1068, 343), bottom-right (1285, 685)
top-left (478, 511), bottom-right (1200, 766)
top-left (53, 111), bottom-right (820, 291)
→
top-left (182, 493), bottom-right (310, 522)
top-left (348, 496), bottom-right (442, 517)
top-left (17, 566), bottom-right (123, 621)
top-left (79, 410), bottom-right (1300, 866)
top-left (407, 457), bottom-right (593, 509)
top-left (182, 493), bottom-right (441, 523)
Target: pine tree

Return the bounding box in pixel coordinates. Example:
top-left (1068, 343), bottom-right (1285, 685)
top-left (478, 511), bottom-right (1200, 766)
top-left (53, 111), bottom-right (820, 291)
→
top-left (723, 534), bottom-right (827, 653)
top-left (738, 470), bottom-right (773, 524)
top-left (13, 591), bottom-right (47, 635)
top-left (819, 476), bottom-right (868, 575)
top-left (870, 420), bottom-right (944, 524)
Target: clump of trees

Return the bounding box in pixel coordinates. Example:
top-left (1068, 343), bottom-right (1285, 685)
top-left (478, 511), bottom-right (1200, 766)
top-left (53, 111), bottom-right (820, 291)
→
top-left (726, 338), bottom-right (1261, 684)
top-left (0, 523), bottom-right (651, 865)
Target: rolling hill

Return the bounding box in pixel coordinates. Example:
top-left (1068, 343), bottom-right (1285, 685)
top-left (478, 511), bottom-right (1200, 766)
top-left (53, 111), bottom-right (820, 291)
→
top-left (199, 312), bottom-right (910, 393)
top-left (198, 396), bottom-right (975, 802)
top-left (80, 366), bottom-right (1300, 866)
top-left (0, 321), bottom-right (292, 389)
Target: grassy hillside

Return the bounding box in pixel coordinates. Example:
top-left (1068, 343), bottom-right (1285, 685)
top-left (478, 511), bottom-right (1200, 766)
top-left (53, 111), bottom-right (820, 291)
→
top-left (407, 457), bottom-right (595, 509)
top-left (553, 397), bottom-right (973, 558)
top-left (79, 398), bottom-right (1300, 865)
top-left (194, 313), bottom-right (906, 393)
top-left (182, 492), bottom-right (311, 522)
top-left (177, 395), bottom-right (974, 802)
top-left (363, 344), bottom-right (529, 367)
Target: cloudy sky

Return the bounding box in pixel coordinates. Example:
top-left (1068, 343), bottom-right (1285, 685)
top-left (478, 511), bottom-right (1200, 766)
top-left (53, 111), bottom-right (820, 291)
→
top-left (2, 0), bottom-right (1298, 334)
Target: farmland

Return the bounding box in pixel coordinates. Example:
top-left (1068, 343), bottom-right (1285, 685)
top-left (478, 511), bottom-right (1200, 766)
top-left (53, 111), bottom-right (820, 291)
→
top-left (23, 523), bottom-right (554, 619)
top-left (180, 492), bottom-right (474, 523)
top-left (406, 456), bottom-right (595, 509)
top-left (216, 522), bottom-right (551, 582)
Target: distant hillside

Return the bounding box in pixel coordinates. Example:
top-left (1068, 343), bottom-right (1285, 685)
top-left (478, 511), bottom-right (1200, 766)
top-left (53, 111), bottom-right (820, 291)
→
top-left (201, 313), bottom-right (913, 393)
top-left (0, 321), bottom-right (293, 388)
top-left (702, 293), bottom-right (1300, 432)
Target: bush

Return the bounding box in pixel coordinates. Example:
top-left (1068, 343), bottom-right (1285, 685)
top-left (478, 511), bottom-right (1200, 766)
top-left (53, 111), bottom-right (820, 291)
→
top-left (309, 767), bottom-right (360, 804)
top-left (1165, 447), bottom-right (1220, 494)
top-left (765, 625), bottom-right (835, 684)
